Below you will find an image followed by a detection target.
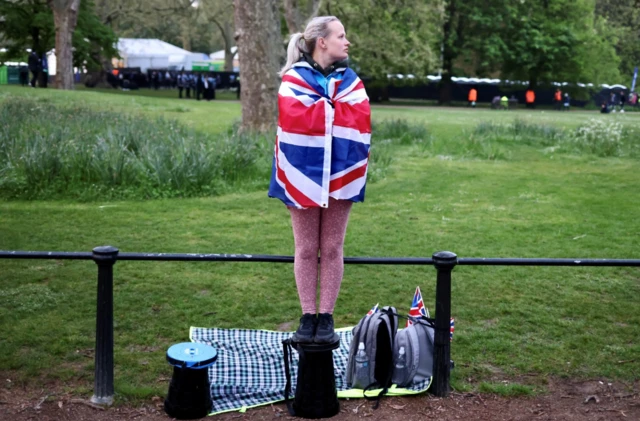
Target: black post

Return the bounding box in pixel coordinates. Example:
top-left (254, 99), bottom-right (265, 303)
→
top-left (91, 246), bottom-right (119, 405)
top-left (432, 250), bottom-right (457, 397)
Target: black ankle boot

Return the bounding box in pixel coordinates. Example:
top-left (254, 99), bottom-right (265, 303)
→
top-left (314, 313), bottom-right (335, 343)
top-left (293, 313), bottom-right (317, 343)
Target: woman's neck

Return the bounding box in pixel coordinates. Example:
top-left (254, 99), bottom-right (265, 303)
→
top-left (312, 51), bottom-right (332, 70)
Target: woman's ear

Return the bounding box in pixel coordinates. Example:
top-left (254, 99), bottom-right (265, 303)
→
top-left (317, 37), bottom-right (327, 50)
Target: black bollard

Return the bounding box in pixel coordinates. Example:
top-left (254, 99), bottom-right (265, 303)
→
top-left (91, 246), bottom-right (119, 405)
top-left (432, 251), bottom-right (457, 397)
top-left (283, 337), bottom-right (340, 419)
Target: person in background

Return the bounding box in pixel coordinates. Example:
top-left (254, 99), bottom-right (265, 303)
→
top-left (468, 87), bottom-right (477, 107)
top-left (186, 73), bottom-right (194, 98)
top-left (206, 73), bottom-right (216, 100)
top-left (177, 72), bottom-right (185, 98)
top-left (28, 51), bottom-right (40, 87)
top-left (525, 88), bottom-right (535, 109)
top-left (554, 88), bottom-right (562, 110)
top-left (600, 101), bottom-right (610, 114)
top-left (629, 92), bottom-right (638, 109)
top-left (562, 92), bottom-right (570, 111)
top-left (196, 73), bottom-right (206, 101)
top-left (40, 53), bottom-right (48, 88)
top-left (491, 95), bottom-right (501, 109)
top-left (500, 95), bottom-right (508, 110)
top-left (268, 16), bottom-right (370, 344)
top-left (619, 90), bottom-right (626, 113)
top-left (19, 65), bottom-right (29, 86)
top-left (609, 91), bottom-right (616, 113)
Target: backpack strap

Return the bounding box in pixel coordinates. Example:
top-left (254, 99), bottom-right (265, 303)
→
top-left (282, 339), bottom-right (296, 416)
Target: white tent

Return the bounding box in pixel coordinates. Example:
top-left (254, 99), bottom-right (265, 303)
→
top-left (209, 46), bottom-right (239, 71)
top-left (209, 46), bottom-right (238, 61)
top-left (115, 38), bottom-right (206, 72)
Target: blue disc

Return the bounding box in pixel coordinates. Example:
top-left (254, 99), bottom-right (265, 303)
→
top-left (166, 342), bottom-right (217, 369)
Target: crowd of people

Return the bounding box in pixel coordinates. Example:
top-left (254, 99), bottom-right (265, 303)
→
top-left (18, 51), bottom-right (49, 88)
top-left (467, 85), bottom-right (638, 112)
top-left (105, 69), bottom-right (240, 101)
top-left (600, 90), bottom-right (638, 113)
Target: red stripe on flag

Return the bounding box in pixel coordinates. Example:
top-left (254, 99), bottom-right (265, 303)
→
top-left (278, 96), bottom-right (327, 136)
top-left (275, 140), bottom-right (319, 208)
top-left (329, 164), bottom-right (367, 192)
top-left (333, 101), bottom-right (371, 134)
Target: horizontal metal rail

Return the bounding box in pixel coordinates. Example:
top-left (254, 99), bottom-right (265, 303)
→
top-left (3, 251), bottom-right (640, 266)
top-left (1, 247), bottom-right (639, 405)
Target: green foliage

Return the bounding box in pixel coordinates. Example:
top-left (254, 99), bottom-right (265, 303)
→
top-left (0, 0), bottom-right (118, 70)
top-left (0, 98), bottom-right (426, 200)
top-left (0, 98), bottom-right (272, 200)
top-left (563, 118), bottom-right (640, 157)
top-left (596, 0), bottom-right (640, 79)
top-left (0, 0), bottom-right (54, 57)
top-left (323, 0), bottom-right (442, 77)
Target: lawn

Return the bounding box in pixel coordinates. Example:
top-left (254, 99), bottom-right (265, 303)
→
top-left (0, 84), bottom-right (639, 400)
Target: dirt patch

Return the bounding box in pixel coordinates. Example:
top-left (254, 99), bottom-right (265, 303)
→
top-left (1, 378), bottom-right (638, 421)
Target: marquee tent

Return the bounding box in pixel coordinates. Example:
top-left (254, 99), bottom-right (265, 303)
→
top-left (115, 38), bottom-right (207, 72)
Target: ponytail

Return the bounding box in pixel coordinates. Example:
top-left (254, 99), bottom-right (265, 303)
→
top-left (279, 33), bottom-right (306, 78)
top-left (279, 17), bottom-right (340, 78)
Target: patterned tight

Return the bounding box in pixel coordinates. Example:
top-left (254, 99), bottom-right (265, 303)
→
top-left (289, 198), bottom-right (353, 315)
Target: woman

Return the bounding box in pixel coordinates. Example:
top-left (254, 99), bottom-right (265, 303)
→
top-left (268, 16), bottom-right (371, 343)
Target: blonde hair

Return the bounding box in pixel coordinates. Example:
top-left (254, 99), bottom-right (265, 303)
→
top-left (278, 16), bottom-right (340, 77)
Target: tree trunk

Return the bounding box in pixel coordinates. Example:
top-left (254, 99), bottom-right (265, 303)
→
top-left (220, 21), bottom-right (234, 72)
top-left (283, 0), bottom-right (322, 34)
top-left (49, 0), bottom-right (81, 90)
top-left (234, 0), bottom-right (282, 132)
top-left (438, 0), bottom-right (456, 104)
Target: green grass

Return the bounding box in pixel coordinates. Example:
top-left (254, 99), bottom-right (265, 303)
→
top-left (0, 85), bottom-right (639, 400)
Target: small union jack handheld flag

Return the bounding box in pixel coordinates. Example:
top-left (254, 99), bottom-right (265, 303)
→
top-left (366, 303), bottom-right (379, 317)
top-left (450, 318), bottom-right (455, 341)
top-left (406, 286), bottom-right (429, 327)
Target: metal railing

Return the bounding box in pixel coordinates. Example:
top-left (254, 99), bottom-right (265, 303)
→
top-left (1, 246), bottom-right (639, 404)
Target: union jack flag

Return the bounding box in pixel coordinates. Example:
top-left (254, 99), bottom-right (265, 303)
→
top-left (268, 61), bottom-right (371, 209)
top-left (366, 303), bottom-right (379, 317)
top-left (406, 286), bottom-right (429, 328)
top-left (450, 318), bottom-right (455, 341)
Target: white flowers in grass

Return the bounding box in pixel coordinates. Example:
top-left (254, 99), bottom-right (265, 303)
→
top-left (571, 118), bottom-right (624, 156)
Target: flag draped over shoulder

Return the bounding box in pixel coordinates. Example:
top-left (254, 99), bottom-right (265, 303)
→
top-left (268, 61), bottom-right (371, 209)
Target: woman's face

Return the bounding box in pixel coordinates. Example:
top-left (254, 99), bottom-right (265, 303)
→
top-left (322, 21), bottom-right (350, 62)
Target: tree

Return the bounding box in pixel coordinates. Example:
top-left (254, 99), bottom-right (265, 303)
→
top-left (234, 0), bottom-right (282, 132)
top-left (0, 0), bottom-right (117, 81)
top-left (47, 0), bottom-right (81, 89)
top-left (497, 0), bottom-right (620, 87)
top-left (196, 0), bottom-right (236, 71)
top-left (323, 0), bottom-right (441, 79)
top-left (0, 0), bottom-right (54, 58)
top-left (283, 0), bottom-right (322, 34)
top-left (596, 0), bottom-right (640, 81)
top-left (438, 0), bottom-right (465, 103)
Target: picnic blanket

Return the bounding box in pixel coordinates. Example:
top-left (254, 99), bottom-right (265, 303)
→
top-left (189, 326), bottom-right (432, 415)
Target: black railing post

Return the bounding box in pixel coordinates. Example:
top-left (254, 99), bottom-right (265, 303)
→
top-left (432, 250), bottom-right (457, 397)
top-left (91, 246), bottom-right (119, 405)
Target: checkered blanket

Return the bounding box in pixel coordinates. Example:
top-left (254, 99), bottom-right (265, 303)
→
top-left (189, 326), bottom-right (431, 415)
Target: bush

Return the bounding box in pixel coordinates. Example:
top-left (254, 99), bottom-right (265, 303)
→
top-left (0, 98), bottom-right (272, 200)
top-left (0, 99), bottom-right (425, 200)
